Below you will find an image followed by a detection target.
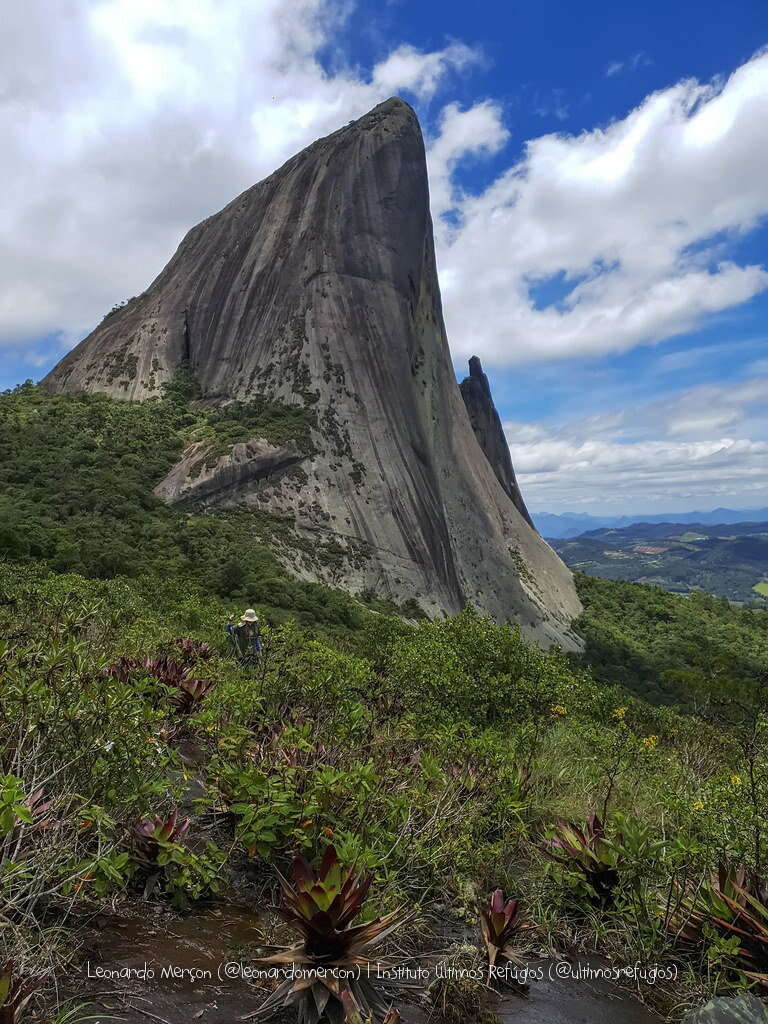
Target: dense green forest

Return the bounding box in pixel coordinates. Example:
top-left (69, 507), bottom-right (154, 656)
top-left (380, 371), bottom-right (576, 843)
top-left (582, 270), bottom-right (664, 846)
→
top-left (2, 382), bottom-right (768, 1023)
top-left (0, 381), bottom-right (414, 628)
top-left (575, 574), bottom-right (768, 705)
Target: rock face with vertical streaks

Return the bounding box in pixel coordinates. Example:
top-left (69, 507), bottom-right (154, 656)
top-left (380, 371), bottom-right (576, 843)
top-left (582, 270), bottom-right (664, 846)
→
top-left (43, 98), bottom-right (582, 649)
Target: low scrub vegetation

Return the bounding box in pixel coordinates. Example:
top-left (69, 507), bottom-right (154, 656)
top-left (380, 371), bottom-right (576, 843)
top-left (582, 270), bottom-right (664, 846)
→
top-left (2, 384), bottom-right (768, 1021)
top-left (1, 562), bottom-right (768, 1021)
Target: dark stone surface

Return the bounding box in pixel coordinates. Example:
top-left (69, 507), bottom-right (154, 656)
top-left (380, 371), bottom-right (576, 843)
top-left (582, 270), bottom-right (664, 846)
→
top-left (460, 355), bottom-right (536, 530)
top-left (43, 98), bottom-right (581, 647)
top-left (683, 994), bottom-right (768, 1024)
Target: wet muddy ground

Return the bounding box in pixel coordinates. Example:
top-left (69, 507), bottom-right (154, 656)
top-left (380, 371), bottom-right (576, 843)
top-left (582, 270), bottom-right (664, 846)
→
top-left (73, 902), bottom-right (663, 1024)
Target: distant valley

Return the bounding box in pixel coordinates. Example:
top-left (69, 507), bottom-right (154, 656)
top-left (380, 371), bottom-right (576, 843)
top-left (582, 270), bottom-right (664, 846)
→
top-left (534, 507), bottom-right (768, 539)
top-left (551, 519), bottom-right (768, 604)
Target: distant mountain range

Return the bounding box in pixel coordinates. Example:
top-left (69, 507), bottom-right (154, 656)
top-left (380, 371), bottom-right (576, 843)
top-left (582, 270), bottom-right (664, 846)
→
top-left (551, 520), bottom-right (768, 604)
top-left (534, 508), bottom-right (768, 539)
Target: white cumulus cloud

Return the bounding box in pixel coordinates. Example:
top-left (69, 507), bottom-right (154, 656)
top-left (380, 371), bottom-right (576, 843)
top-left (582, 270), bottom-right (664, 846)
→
top-left (431, 49), bottom-right (768, 366)
top-left (0, 0), bottom-right (476, 349)
top-left (1, 2), bottom-right (767, 390)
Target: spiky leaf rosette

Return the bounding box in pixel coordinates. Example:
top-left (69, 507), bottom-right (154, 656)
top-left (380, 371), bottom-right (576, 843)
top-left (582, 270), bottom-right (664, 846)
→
top-left (277, 847), bottom-right (375, 953)
top-left (0, 962), bottom-right (45, 1024)
top-left (479, 889), bottom-right (530, 968)
top-left (172, 637), bottom-right (215, 664)
top-left (542, 812), bottom-right (621, 907)
top-left (244, 847), bottom-right (410, 1024)
top-left (669, 860), bottom-right (768, 986)
top-left (104, 652), bottom-right (214, 712)
top-left (174, 676), bottom-right (214, 712)
top-left (133, 809), bottom-right (190, 868)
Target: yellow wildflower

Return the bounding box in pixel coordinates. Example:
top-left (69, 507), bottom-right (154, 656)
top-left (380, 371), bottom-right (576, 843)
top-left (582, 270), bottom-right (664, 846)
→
top-left (692, 800), bottom-right (705, 812)
top-left (730, 775), bottom-right (742, 786)
top-left (550, 704), bottom-right (567, 716)
top-left (641, 735), bottom-right (658, 750)
top-left (612, 706), bottom-right (627, 721)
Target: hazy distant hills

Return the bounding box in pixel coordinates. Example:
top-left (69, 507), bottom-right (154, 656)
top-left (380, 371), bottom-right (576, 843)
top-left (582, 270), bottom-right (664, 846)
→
top-left (534, 507), bottom-right (768, 539)
top-left (551, 520), bottom-right (768, 604)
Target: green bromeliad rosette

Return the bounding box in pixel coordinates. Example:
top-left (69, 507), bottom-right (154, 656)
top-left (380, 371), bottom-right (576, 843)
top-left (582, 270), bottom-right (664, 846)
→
top-left (246, 845), bottom-right (409, 1024)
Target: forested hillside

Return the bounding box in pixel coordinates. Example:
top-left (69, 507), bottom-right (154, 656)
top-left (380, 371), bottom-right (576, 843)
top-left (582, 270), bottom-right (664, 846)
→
top-left (574, 574), bottom-right (768, 704)
top-left (0, 381), bottom-right (419, 627)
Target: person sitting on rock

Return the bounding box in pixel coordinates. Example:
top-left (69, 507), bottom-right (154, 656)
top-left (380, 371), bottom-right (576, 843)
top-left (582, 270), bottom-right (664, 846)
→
top-left (226, 608), bottom-right (262, 659)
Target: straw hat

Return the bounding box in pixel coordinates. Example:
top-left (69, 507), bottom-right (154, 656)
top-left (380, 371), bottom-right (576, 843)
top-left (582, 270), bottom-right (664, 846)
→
top-left (240, 608), bottom-right (259, 623)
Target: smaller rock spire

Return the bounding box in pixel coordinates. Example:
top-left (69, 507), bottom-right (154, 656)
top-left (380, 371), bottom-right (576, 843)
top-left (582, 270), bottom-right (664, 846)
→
top-left (459, 357), bottom-right (536, 530)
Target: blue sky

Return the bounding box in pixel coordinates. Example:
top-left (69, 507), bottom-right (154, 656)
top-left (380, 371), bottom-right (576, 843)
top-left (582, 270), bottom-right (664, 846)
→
top-left (1, 0), bottom-right (766, 513)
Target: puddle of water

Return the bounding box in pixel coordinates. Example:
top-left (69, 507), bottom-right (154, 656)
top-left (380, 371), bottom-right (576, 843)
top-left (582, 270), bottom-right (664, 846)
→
top-left (93, 904), bottom-right (264, 975)
top-left (493, 968), bottom-right (662, 1024)
top-left (76, 907), bottom-right (662, 1024)
top-left (399, 959), bottom-right (662, 1024)
top-left (77, 903), bottom-right (268, 1023)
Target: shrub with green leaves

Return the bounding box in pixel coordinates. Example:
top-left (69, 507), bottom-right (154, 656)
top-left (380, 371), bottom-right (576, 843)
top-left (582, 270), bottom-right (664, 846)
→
top-left (3, 512), bottom-right (768, 1013)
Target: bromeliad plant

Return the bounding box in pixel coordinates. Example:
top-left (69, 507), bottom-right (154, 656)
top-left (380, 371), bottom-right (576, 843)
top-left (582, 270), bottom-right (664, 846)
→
top-left (104, 654), bottom-right (188, 687)
top-left (171, 637), bottom-right (215, 665)
top-left (104, 651), bottom-right (214, 713)
top-left (479, 889), bottom-right (531, 968)
top-left (248, 846), bottom-right (409, 1024)
top-left (670, 861), bottom-right (768, 986)
top-left (134, 809), bottom-right (190, 867)
top-left (542, 812), bottom-right (623, 908)
top-left (132, 809), bottom-right (190, 896)
top-left (0, 962), bottom-right (45, 1024)
top-left (173, 677), bottom-right (215, 712)
top-left (131, 809), bottom-right (225, 907)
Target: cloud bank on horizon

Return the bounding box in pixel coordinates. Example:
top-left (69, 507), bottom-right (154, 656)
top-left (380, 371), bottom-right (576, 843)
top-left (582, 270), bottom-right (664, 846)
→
top-left (508, 375), bottom-right (768, 510)
top-left (1, 0), bottom-right (767, 511)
